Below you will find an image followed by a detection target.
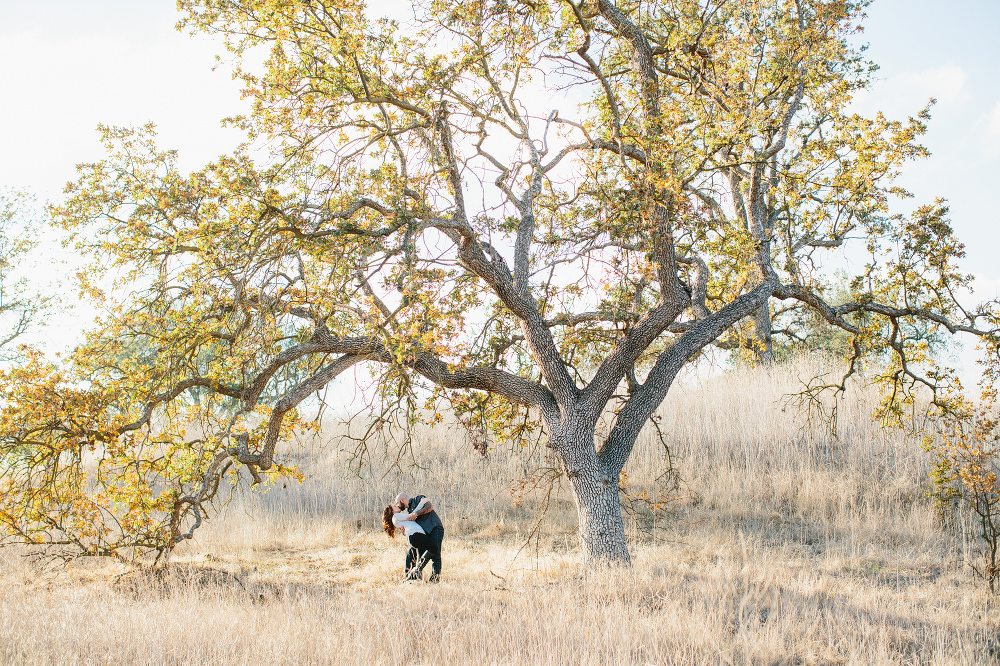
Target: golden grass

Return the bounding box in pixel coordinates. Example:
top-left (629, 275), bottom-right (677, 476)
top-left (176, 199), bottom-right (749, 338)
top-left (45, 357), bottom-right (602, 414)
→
top-left (2, 359), bottom-right (998, 665)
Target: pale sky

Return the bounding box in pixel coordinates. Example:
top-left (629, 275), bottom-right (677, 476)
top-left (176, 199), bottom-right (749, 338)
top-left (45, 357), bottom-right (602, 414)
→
top-left (1, 0), bottom-right (997, 384)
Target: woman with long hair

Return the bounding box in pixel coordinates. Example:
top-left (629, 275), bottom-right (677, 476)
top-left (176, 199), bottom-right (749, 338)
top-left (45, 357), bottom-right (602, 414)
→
top-left (381, 498), bottom-right (436, 580)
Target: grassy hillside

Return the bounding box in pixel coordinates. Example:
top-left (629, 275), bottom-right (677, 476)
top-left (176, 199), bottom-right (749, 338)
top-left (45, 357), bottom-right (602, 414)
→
top-left (1, 359), bottom-right (996, 665)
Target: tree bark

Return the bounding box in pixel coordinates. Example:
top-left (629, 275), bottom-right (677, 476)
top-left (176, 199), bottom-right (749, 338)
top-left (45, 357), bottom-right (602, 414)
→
top-left (753, 301), bottom-right (775, 365)
top-left (553, 426), bottom-right (631, 565)
top-left (570, 463), bottom-right (631, 565)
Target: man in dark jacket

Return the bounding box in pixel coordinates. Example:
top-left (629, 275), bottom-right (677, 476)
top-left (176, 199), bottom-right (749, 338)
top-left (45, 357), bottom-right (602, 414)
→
top-left (394, 492), bottom-right (444, 582)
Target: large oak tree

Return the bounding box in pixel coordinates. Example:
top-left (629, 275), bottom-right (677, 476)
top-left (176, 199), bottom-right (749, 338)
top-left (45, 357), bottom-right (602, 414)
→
top-left (1, 0), bottom-right (997, 564)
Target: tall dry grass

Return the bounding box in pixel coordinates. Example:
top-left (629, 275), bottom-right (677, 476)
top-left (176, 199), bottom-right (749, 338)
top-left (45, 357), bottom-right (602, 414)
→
top-left (1, 358), bottom-right (997, 665)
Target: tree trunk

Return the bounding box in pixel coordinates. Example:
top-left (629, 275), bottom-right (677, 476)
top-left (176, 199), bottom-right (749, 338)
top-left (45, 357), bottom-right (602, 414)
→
top-left (570, 464), bottom-right (631, 565)
top-left (753, 300), bottom-right (774, 365)
top-left (554, 429), bottom-right (631, 566)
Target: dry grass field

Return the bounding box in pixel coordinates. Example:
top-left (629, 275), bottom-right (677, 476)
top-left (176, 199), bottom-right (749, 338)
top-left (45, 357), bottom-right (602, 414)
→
top-left (1, 359), bottom-right (998, 665)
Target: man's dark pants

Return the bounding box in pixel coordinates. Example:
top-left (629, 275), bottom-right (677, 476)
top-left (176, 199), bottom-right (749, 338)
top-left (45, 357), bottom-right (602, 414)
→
top-left (405, 526), bottom-right (444, 581)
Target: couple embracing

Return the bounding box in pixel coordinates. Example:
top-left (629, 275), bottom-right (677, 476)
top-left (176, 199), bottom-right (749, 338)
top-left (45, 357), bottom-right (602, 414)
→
top-left (380, 493), bottom-right (444, 582)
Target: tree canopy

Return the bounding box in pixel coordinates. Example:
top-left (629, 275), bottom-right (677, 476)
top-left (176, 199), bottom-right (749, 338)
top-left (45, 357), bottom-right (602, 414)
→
top-left (1, 0), bottom-right (997, 564)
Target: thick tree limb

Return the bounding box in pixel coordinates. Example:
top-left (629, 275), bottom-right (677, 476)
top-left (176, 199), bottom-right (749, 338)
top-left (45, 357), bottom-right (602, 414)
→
top-left (598, 0), bottom-right (660, 130)
top-left (597, 280), bottom-right (776, 474)
top-left (773, 283), bottom-right (994, 337)
top-left (252, 354), bottom-right (362, 470)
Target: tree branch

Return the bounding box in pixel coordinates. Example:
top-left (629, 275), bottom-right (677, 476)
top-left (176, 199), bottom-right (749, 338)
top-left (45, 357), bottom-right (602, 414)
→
top-left (597, 280), bottom-right (775, 474)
